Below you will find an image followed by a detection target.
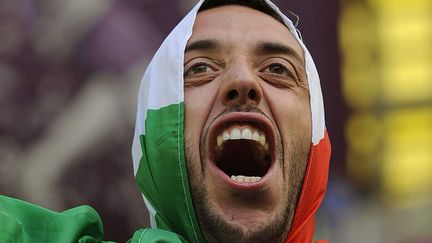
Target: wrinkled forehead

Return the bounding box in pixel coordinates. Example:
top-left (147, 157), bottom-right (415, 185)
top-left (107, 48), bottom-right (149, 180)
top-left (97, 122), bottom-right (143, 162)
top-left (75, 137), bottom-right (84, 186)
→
top-left (189, 5), bottom-right (305, 64)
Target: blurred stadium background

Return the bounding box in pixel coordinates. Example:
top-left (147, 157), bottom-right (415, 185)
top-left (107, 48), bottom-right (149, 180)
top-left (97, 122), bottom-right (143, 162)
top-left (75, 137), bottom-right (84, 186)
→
top-left (0, 0), bottom-right (430, 242)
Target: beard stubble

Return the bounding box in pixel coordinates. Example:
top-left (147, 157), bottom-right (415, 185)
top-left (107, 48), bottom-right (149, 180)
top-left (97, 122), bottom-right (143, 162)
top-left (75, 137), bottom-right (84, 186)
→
top-left (185, 130), bottom-right (310, 242)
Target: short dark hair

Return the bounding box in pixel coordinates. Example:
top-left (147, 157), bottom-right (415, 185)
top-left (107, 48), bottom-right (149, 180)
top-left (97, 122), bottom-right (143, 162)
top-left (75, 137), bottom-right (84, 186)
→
top-left (199, 0), bottom-right (286, 26)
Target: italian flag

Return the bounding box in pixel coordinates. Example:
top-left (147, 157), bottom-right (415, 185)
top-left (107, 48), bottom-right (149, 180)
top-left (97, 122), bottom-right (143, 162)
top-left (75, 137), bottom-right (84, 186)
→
top-left (131, 2), bottom-right (205, 242)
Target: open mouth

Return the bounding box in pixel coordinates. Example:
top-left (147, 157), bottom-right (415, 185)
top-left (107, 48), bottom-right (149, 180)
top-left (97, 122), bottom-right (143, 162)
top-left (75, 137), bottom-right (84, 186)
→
top-left (208, 115), bottom-right (275, 184)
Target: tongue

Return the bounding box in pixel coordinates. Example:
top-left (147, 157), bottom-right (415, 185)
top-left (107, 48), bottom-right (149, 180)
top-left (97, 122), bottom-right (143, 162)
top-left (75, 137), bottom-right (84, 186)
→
top-left (214, 140), bottom-right (270, 177)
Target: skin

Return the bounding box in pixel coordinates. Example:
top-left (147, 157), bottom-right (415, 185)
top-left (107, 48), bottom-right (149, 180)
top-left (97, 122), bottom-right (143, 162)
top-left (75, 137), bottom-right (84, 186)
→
top-left (184, 5), bottom-right (312, 242)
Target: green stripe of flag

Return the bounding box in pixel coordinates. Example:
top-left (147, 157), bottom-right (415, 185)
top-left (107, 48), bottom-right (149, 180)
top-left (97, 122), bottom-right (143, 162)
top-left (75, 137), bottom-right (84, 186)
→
top-left (135, 103), bottom-right (204, 243)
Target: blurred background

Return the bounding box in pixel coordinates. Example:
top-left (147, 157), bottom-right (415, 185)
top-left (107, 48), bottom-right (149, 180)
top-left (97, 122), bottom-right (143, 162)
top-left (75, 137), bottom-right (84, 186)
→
top-left (0, 0), bottom-right (430, 242)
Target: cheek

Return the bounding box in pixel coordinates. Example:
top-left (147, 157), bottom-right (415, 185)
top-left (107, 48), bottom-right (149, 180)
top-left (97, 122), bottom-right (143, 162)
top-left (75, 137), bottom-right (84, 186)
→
top-left (263, 86), bottom-right (312, 141)
top-left (184, 86), bottom-right (217, 140)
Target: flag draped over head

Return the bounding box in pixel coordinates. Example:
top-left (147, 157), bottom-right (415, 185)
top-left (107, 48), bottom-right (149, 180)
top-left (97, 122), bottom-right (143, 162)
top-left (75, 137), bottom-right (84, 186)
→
top-left (131, 0), bottom-right (331, 242)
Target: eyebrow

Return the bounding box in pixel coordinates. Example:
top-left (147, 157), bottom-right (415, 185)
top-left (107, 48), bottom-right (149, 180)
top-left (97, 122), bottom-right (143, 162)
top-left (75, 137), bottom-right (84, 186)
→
top-left (255, 41), bottom-right (304, 64)
top-left (184, 39), bottom-right (304, 64)
top-left (185, 39), bottom-right (222, 53)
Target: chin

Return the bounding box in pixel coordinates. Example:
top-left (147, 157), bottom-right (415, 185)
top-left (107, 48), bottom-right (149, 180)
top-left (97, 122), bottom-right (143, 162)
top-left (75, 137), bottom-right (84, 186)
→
top-left (190, 179), bottom-right (292, 243)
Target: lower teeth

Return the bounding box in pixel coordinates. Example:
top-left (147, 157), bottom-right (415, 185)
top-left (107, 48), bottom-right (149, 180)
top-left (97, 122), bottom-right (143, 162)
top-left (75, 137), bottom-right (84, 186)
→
top-left (230, 175), bottom-right (261, 183)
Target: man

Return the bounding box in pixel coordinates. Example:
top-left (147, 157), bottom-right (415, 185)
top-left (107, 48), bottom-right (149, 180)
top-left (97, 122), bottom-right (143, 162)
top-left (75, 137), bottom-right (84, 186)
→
top-left (132, 0), bottom-right (330, 242)
top-left (0, 0), bottom-right (330, 242)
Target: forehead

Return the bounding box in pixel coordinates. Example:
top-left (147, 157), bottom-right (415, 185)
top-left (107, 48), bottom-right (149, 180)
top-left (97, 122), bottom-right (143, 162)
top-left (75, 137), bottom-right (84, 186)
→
top-left (189, 5), bottom-right (304, 61)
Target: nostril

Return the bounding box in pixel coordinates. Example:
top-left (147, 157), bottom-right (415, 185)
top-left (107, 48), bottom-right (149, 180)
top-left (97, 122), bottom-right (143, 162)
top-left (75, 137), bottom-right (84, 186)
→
top-left (228, 90), bottom-right (239, 100)
top-left (248, 89), bottom-right (257, 100)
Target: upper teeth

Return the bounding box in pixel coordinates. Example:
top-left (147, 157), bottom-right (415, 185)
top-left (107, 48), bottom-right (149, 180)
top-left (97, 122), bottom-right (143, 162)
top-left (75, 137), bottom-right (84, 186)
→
top-left (216, 126), bottom-right (267, 147)
top-left (231, 175), bottom-right (262, 183)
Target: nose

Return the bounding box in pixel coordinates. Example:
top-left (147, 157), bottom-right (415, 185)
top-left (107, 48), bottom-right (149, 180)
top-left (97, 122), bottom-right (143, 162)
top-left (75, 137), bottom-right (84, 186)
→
top-left (220, 61), bottom-right (262, 106)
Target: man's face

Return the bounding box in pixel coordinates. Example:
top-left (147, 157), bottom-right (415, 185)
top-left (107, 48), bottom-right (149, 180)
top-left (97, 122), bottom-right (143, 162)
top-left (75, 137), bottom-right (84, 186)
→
top-left (184, 5), bottom-right (311, 242)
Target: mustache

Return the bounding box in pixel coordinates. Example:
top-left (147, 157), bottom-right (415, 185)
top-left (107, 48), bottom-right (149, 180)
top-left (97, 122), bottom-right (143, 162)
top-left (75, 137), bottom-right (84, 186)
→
top-left (212, 104), bottom-right (269, 122)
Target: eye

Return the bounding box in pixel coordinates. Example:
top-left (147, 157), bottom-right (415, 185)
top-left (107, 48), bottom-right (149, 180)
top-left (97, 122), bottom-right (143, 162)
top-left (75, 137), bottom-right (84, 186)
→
top-left (263, 63), bottom-right (290, 76)
top-left (184, 60), bottom-right (221, 88)
top-left (184, 63), bottom-right (214, 77)
top-left (257, 59), bottom-right (300, 89)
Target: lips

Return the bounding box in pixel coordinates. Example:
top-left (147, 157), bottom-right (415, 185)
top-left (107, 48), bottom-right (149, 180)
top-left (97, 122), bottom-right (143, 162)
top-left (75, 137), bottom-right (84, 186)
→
top-left (206, 112), bottom-right (276, 187)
